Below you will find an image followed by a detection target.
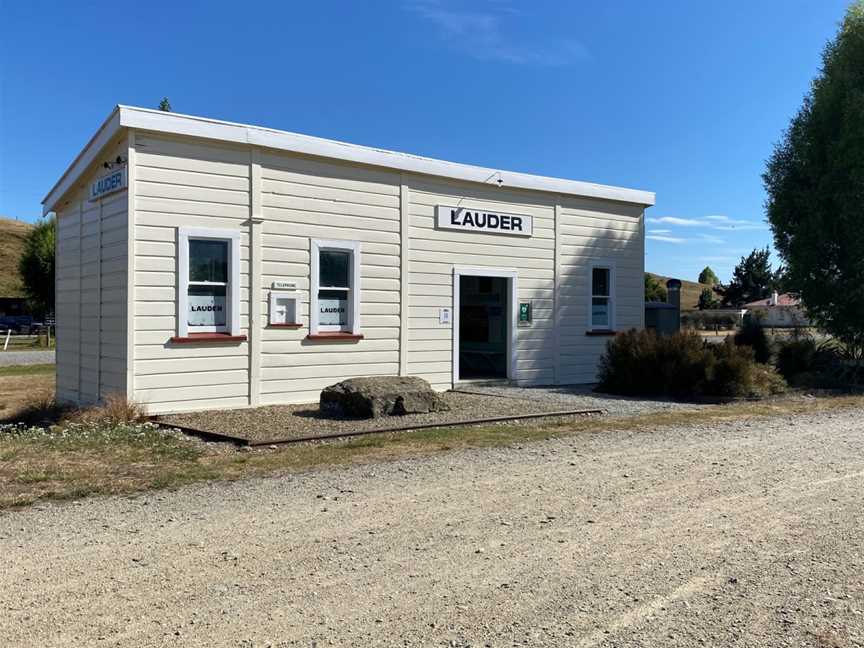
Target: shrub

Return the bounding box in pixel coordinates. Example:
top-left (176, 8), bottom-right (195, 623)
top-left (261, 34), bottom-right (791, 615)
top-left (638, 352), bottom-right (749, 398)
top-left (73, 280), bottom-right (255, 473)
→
top-left (734, 318), bottom-right (772, 364)
top-left (776, 338), bottom-right (818, 381)
top-left (597, 329), bottom-right (787, 400)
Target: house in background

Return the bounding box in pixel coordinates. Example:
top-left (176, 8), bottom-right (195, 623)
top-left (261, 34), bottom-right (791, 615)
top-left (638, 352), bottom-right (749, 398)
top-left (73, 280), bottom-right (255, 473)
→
top-left (743, 292), bottom-right (810, 328)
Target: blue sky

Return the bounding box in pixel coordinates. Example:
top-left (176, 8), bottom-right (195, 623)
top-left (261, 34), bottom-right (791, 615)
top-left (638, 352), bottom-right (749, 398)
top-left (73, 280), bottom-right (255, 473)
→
top-left (0, 0), bottom-right (849, 281)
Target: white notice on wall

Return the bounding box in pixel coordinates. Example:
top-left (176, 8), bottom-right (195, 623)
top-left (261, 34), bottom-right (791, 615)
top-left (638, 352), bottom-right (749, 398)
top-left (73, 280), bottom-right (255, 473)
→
top-left (439, 307), bottom-right (451, 325)
top-left (319, 297), bottom-right (348, 326)
top-left (188, 295), bottom-right (226, 327)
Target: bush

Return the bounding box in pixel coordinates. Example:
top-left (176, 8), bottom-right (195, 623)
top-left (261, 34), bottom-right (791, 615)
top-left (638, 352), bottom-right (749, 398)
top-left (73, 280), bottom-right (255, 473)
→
top-left (734, 319), bottom-right (772, 364)
top-left (73, 394), bottom-right (147, 426)
top-left (776, 338), bottom-right (818, 381)
top-left (597, 329), bottom-right (787, 400)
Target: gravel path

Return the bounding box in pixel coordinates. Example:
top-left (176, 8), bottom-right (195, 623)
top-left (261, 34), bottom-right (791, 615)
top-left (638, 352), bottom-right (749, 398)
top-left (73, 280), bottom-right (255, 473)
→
top-left (0, 350), bottom-right (54, 366)
top-left (162, 387), bottom-right (706, 443)
top-left (456, 384), bottom-right (707, 416)
top-left (3, 407), bottom-right (864, 647)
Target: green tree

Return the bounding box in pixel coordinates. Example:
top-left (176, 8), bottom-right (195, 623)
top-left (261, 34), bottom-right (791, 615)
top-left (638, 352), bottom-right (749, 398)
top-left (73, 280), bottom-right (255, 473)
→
top-left (698, 266), bottom-right (719, 286)
top-left (644, 274), bottom-right (667, 302)
top-left (18, 217), bottom-right (56, 317)
top-left (718, 248), bottom-right (777, 307)
top-left (763, 1), bottom-right (864, 360)
top-left (698, 287), bottom-right (719, 310)
top-left (158, 97), bottom-right (172, 112)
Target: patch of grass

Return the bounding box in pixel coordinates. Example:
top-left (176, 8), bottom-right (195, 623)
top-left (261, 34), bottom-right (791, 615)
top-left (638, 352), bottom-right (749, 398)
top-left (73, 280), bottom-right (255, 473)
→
top-left (2, 394), bottom-right (863, 510)
top-left (0, 363), bottom-right (54, 377)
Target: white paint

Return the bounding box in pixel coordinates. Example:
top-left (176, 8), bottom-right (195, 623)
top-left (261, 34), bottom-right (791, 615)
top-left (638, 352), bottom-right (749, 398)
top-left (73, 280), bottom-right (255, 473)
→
top-left (177, 227), bottom-right (241, 337)
top-left (436, 205), bottom-right (533, 237)
top-left (269, 291), bottom-right (300, 324)
top-left (451, 266), bottom-right (518, 387)
top-left (43, 105), bottom-right (655, 214)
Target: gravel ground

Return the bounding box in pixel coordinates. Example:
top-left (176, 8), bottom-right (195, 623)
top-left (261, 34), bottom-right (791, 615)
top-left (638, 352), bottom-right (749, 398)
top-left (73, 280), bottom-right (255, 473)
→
top-left (0, 350), bottom-right (54, 366)
top-left (456, 384), bottom-right (707, 416)
top-left (3, 406), bottom-right (864, 647)
top-left (160, 391), bottom-right (608, 443)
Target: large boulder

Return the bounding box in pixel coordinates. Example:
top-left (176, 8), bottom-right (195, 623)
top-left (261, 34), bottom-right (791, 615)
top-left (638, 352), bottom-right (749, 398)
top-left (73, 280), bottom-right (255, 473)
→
top-left (320, 376), bottom-right (449, 419)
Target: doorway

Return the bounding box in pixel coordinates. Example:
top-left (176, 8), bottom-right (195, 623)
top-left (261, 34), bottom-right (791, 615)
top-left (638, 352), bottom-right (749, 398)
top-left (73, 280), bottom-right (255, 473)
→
top-left (452, 267), bottom-right (517, 384)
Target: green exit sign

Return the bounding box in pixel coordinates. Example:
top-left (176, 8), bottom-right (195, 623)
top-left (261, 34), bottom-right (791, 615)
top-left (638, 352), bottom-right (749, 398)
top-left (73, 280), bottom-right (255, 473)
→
top-left (519, 301), bottom-right (532, 323)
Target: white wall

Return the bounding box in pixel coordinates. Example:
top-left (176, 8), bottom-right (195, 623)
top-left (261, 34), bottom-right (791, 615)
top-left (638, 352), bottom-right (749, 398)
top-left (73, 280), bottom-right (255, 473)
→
top-left (131, 133), bottom-right (251, 413)
top-left (121, 131), bottom-right (645, 413)
top-left (557, 196), bottom-right (644, 383)
top-left (405, 178), bottom-right (557, 388)
top-left (55, 136), bottom-right (129, 406)
top-left (258, 151), bottom-right (402, 405)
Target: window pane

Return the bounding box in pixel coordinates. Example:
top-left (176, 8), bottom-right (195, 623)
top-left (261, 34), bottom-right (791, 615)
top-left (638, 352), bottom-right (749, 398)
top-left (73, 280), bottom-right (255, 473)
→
top-left (318, 289), bottom-right (349, 327)
top-left (320, 250), bottom-right (350, 288)
top-left (189, 240), bottom-right (228, 283)
top-left (592, 268), bottom-right (610, 296)
top-left (188, 284), bottom-right (227, 327)
top-left (592, 297), bottom-right (609, 327)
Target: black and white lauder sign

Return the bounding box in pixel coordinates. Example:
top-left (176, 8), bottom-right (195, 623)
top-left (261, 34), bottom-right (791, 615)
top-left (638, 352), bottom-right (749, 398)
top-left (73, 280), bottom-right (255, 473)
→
top-left (436, 205), bottom-right (533, 237)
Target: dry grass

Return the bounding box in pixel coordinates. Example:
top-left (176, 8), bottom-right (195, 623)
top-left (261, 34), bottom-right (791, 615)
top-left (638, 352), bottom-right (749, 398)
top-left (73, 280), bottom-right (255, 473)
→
top-left (2, 390), bottom-right (863, 510)
top-left (647, 272), bottom-right (712, 310)
top-left (0, 216), bottom-right (33, 298)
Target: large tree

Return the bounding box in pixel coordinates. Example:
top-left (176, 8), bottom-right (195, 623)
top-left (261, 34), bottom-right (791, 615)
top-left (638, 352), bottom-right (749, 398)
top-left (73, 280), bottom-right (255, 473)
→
top-left (718, 247), bottom-right (778, 307)
top-left (763, 1), bottom-right (864, 359)
top-left (698, 266), bottom-right (719, 286)
top-left (18, 217), bottom-right (56, 317)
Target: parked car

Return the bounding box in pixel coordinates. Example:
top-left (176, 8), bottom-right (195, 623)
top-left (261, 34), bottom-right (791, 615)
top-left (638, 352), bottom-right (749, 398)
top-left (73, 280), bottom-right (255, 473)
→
top-left (0, 315), bottom-right (36, 335)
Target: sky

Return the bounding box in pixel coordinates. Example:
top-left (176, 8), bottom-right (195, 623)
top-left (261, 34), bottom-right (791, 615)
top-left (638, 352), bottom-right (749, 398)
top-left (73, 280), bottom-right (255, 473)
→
top-left (0, 0), bottom-right (850, 282)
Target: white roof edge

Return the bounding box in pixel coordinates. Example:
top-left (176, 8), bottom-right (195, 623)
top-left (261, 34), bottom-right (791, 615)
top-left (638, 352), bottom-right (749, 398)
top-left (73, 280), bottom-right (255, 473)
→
top-left (43, 105), bottom-right (655, 213)
top-left (42, 106), bottom-right (123, 215)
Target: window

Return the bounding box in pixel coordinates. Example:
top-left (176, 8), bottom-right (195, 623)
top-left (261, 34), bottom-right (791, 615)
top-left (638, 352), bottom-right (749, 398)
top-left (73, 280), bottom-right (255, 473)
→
top-left (311, 239), bottom-right (361, 335)
top-left (178, 227), bottom-right (241, 337)
top-left (590, 265), bottom-right (614, 330)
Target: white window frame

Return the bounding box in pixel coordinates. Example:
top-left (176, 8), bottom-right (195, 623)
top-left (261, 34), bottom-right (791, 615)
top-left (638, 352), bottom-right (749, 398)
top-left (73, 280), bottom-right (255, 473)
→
top-left (588, 262), bottom-right (615, 331)
top-left (177, 227), bottom-right (241, 337)
top-left (310, 239), bottom-right (361, 335)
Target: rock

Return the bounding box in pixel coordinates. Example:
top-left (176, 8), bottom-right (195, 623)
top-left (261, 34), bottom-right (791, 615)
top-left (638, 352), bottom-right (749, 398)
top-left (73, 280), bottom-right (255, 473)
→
top-left (319, 376), bottom-right (449, 419)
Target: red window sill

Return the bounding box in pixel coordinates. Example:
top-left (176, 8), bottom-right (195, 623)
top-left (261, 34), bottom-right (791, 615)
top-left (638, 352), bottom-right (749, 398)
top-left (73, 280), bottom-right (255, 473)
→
top-left (170, 333), bottom-right (248, 344)
top-left (585, 330), bottom-right (618, 337)
top-left (268, 323), bottom-right (303, 329)
top-left (305, 332), bottom-right (364, 341)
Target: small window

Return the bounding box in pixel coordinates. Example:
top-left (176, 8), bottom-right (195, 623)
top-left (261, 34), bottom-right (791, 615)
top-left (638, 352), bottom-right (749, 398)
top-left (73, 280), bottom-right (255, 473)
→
top-left (311, 240), bottom-right (361, 335)
top-left (591, 266), bottom-right (613, 330)
top-left (178, 228), bottom-right (240, 337)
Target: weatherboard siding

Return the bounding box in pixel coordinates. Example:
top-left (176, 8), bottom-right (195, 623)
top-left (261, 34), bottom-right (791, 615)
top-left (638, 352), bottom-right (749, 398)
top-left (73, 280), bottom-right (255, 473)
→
top-left (131, 133), bottom-right (251, 413)
top-left (557, 196), bottom-right (645, 384)
top-left (406, 178), bottom-right (558, 389)
top-left (55, 136), bottom-right (129, 406)
top-left (257, 151), bottom-right (402, 405)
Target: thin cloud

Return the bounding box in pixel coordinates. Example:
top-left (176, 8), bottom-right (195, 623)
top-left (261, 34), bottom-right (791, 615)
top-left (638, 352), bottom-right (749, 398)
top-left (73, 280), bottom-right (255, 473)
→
top-left (405, 1), bottom-right (589, 66)
top-left (646, 235), bottom-right (687, 244)
top-left (647, 215), bottom-right (767, 231)
top-left (649, 228), bottom-right (673, 234)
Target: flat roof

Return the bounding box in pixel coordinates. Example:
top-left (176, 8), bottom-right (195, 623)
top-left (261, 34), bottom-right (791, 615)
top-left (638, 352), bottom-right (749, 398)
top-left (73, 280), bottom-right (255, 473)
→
top-left (43, 105), bottom-right (656, 214)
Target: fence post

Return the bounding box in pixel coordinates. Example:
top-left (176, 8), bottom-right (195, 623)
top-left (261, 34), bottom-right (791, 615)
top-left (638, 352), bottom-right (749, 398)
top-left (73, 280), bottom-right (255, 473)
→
top-left (3, 329), bottom-right (10, 351)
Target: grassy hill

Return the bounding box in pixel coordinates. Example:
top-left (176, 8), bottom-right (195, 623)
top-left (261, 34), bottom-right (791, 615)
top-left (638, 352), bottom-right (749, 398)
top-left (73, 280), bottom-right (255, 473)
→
top-left (647, 272), bottom-right (713, 311)
top-left (0, 217), bottom-right (34, 298)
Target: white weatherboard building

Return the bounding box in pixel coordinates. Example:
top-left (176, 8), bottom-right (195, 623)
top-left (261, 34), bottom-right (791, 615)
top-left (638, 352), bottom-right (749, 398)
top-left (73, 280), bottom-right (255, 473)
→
top-left (45, 106), bottom-right (654, 415)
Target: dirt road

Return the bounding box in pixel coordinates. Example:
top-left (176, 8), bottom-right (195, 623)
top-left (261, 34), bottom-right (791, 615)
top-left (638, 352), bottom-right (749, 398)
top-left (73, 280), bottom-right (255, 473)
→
top-left (3, 407), bottom-right (864, 647)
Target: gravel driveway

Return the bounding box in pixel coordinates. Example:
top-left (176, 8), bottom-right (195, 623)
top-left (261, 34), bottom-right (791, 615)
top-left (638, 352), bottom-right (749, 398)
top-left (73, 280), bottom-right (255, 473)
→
top-left (3, 407), bottom-right (864, 647)
top-left (0, 350), bottom-right (54, 366)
